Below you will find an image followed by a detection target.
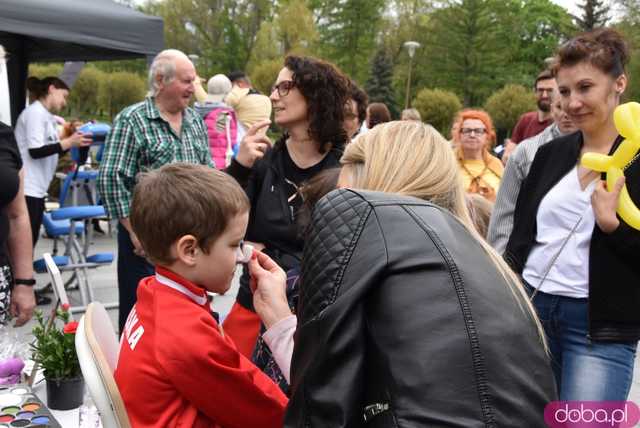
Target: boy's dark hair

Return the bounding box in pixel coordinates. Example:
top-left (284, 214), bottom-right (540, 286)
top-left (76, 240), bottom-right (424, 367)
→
top-left (533, 69), bottom-right (554, 89)
top-left (130, 163), bottom-right (249, 266)
top-left (551, 28), bottom-right (629, 79)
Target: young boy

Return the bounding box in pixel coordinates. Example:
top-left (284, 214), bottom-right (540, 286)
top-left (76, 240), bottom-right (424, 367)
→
top-left (114, 163), bottom-right (288, 427)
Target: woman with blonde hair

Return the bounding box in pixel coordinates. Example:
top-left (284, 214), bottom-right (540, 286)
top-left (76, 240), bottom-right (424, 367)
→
top-left (455, 109), bottom-right (503, 201)
top-left (249, 121), bottom-right (556, 426)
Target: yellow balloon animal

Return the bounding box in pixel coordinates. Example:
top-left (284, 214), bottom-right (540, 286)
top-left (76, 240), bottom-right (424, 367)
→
top-left (581, 102), bottom-right (640, 230)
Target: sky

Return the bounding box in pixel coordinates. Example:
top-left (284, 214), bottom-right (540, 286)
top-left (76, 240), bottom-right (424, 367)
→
top-left (550, 0), bottom-right (580, 16)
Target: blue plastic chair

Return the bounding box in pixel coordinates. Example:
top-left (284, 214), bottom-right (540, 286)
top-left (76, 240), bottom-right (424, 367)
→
top-left (35, 205), bottom-right (116, 313)
top-left (34, 122), bottom-right (115, 313)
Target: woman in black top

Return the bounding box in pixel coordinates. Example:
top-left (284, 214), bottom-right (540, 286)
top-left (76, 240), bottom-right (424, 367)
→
top-left (224, 55), bottom-right (350, 357)
top-left (0, 121), bottom-right (36, 326)
top-left (505, 28), bottom-right (640, 401)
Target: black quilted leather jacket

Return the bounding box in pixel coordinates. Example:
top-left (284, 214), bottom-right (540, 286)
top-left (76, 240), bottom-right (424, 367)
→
top-left (285, 189), bottom-right (556, 427)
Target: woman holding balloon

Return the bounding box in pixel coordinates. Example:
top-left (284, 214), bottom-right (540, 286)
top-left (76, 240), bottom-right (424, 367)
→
top-left (505, 28), bottom-right (640, 401)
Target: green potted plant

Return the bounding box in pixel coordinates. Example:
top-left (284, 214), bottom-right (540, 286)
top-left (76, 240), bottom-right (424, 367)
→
top-left (31, 304), bottom-right (84, 410)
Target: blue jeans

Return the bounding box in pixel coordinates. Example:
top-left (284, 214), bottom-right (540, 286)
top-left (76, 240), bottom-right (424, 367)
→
top-left (117, 223), bottom-right (154, 333)
top-left (525, 284), bottom-right (637, 401)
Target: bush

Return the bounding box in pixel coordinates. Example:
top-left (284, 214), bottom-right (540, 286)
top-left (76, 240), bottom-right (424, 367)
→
top-left (412, 88), bottom-right (462, 135)
top-left (67, 67), bottom-right (106, 117)
top-left (250, 59), bottom-right (283, 96)
top-left (483, 84), bottom-right (536, 136)
top-left (28, 63), bottom-right (64, 79)
top-left (98, 71), bottom-right (146, 120)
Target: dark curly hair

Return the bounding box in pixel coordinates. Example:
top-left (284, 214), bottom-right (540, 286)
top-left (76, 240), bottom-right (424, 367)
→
top-left (551, 28), bottom-right (629, 79)
top-left (281, 55), bottom-right (350, 153)
top-left (349, 80), bottom-right (369, 125)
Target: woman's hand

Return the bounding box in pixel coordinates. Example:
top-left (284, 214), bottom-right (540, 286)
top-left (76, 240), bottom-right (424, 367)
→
top-left (10, 285), bottom-right (35, 327)
top-left (236, 120), bottom-right (272, 168)
top-left (592, 177), bottom-right (624, 233)
top-left (60, 131), bottom-right (92, 150)
top-left (248, 251), bottom-right (292, 329)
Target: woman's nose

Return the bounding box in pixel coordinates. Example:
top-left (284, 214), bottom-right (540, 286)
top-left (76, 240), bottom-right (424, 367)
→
top-left (565, 93), bottom-right (582, 112)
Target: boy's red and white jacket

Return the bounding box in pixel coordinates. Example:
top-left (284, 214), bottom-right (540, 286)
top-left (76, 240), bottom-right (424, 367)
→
top-left (114, 266), bottom-right (288, 428)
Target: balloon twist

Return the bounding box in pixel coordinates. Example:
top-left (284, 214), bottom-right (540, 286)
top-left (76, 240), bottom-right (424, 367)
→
top-left (581, 102), bottom-right (640, 230)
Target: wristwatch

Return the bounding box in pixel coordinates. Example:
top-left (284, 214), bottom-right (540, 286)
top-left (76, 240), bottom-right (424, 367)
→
top-left (13, 278), bottom-right (36, 286)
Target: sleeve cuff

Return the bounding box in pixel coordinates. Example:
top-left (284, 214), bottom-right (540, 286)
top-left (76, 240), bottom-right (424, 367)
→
top-left (225, 158), bottom-right (252, 187)
top-left (263, 314), bottom-right (297, 344)
top-left (262, 314), bottom-right (297, 384)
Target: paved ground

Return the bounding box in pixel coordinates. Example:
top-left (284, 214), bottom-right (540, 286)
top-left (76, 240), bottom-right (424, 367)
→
top-left (11, 225), bottom-right (640, 418)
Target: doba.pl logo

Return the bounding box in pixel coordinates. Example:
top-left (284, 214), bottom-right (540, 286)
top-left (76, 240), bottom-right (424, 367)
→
top-left (544, 401), bottom-right (640, 427)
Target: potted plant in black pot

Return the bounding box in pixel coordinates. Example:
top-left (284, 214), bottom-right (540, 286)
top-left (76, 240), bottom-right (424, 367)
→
top-left (31, 304), bottom-right (84, 410)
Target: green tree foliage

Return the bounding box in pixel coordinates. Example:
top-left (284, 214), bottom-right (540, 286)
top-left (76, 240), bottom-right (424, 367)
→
top-left (412, 88), bottom-right (462, 135)
top-left (483, 84), bottom-right (535, 136)
top-left (277, 0), bottom-right (318, 54)
top-left (574, 0), bottom-right (609, 31)
top-left (142, 0), bottom-right (273, 78)
top-left (380, 0), bottom-right (432, 102)
top-left (365, 50), bottom-right (398, 118)
top-left (67, 67), bottom-right (106, 116)
top-left (497, 0), bottom-right (575, 86)
top-left (615, 1), bottom-right (640, 103)
top-left (412, 0), bottom-right (573, 107)
top-left (29, 63), bottom-right (64, 79)
top-left (93, 58), bottom-right (148, 76)
top-left (313, 0), bottom-right (385, 83)
top-left (247, 0), bottom-right (319, 74)
top-left (422, 0), bottom-right (507, 106)
top-left (98, 72), bottom-right (147, 120)
top-left (250, 59), bottom-right (283, 95)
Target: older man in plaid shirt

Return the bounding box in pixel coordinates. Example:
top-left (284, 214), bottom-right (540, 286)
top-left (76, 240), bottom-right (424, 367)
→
top-left (97, 49), bottom-right (213, 332)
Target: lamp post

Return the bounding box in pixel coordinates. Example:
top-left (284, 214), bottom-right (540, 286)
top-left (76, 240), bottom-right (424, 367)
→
top-left (403, 41), bottom-right (420, 109)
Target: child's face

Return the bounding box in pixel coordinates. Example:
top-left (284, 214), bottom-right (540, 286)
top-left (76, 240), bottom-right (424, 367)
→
top-left (194, 211), bottom-right (249, 294)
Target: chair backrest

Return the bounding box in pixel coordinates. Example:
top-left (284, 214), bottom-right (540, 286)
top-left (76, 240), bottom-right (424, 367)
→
top-left (76, 302), bottom-right (130, 428)
top-left (43, 253), bottom-right (72, 319)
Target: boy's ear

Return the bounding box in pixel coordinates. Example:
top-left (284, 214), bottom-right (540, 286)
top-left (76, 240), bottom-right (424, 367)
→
top-left (175, 235), bottom-right (199, 266)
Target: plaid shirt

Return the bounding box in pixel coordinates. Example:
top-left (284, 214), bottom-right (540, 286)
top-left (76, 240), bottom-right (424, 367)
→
top-left (97, 97), bottom-right (213, 219)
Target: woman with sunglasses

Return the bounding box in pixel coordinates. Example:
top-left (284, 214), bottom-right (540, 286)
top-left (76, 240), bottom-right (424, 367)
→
top-left (224, 56), bottom-right (350, 356)
top-left (505, 28), bottom-right (640, 401)
top-left (455, 109), bottom-right (503, 202)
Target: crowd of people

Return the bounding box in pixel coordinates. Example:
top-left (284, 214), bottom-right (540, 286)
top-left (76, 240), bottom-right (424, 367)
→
top-left (1, 26), bottom-right (639, 426)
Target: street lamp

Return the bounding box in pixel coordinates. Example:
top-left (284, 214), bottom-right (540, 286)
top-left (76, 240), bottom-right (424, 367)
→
top-left (403, 41), bottom-right (420, 109)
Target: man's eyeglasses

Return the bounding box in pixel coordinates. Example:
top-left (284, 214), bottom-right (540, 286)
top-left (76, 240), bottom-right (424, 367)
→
top-left (461, 128), bottom-right (487, 136)
top-left (271, 80), bottom-right (296, 97)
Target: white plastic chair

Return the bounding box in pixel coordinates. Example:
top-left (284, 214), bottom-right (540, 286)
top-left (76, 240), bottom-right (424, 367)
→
top-left (43, 252), bottom-right (72, 319)
top-left (75, 302), bottom-right (130, 428)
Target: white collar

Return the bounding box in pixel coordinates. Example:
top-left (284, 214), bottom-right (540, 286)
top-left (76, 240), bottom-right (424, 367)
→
top-left (155, 273), bottom-right (208, 306)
